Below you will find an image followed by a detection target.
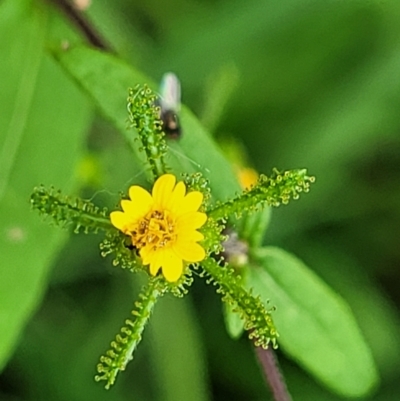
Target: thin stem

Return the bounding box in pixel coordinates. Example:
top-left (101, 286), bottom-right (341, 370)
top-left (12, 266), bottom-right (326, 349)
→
top-left (255, 346), bottom-right (292, 401)
top-left (49, 0), bottom-right (113, 51)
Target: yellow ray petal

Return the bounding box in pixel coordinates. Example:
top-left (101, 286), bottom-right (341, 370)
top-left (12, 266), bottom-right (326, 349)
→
top-left (162, 249), bottom-right (184, 282)
top-left (177, 230), bottom-right (204, 242)
top-left (120, 200), bottom-right (146, 222)
top-left (176, 191), bottom-right (203, 215)
top-left (173, 241), bottom-right (206, 262)
top-left (176, 212), bottom-right (207, 231)
top-left (148, 249), bottom-right (164, 276)
top-left (110, 211), bottom-right (129, 231)
top-left (152, 174), bottom-right (176, 209)
top-left (140, 245), bottom-right (155, 266)
top-left (150, 261), bottom-right (162, 276)
top-left (127, 186), bottom-right (154, 216)
top-left (167, 181), bottom-right (186, 212)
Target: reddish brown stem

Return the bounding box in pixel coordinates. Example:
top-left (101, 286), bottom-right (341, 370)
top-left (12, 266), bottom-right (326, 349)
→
top-left (48, 0), bottom-right (112, 51)
top-left (255, 347), bottom-right (292, 401)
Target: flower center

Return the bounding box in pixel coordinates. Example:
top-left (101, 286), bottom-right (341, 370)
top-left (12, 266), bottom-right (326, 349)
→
top-left (129, 210), bottom-right (175, 250)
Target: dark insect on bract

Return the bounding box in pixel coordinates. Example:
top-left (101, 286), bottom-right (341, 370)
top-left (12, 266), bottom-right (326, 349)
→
top-left (157, 72), bottom-right (182, 139)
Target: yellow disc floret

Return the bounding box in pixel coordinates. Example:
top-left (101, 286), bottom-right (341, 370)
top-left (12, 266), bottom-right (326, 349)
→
top-left (110, 174), bottom-right (207, 282)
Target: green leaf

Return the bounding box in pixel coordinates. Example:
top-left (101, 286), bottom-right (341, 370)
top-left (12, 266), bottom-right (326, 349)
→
top-left (200, 63), bottom-right (240, 133)
top-left (0, 0), bottom-right (91, 371)
top-left (223, 302), bottom-right (244, 340)
top-left (237, 207), bottom-right (271, 249)
top-left (248, 246), bottom-right (379, 397)
top-left (148, 296), bottom-right (210, 401)
top-left (294, 242), bottom-right (400, 381)
top-left (53, 45), bottom-right (242, 202)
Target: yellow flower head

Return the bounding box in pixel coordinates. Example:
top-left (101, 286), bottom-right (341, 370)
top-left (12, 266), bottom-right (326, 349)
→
top-left (237, 167), bottom-right (259, 190)
top-left (110, 174), bottom-right (207, 282)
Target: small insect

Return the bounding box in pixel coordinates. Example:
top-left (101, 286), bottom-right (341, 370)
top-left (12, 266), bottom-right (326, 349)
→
top-left (157, 72), bottom-right (182, 139)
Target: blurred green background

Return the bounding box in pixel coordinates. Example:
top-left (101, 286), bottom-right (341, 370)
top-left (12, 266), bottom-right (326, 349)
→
top-left (1, 0), bottom-right (400, 400)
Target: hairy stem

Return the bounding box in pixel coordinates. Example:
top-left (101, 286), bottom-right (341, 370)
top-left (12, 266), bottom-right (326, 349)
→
top-left (255, 347), bottom-right (292, 401)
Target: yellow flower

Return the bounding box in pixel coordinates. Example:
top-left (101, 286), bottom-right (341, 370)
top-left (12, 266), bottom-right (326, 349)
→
top-left (110, 174), bottom-right (207, 282)
top-left (237, 167), bottom-right (258, 190)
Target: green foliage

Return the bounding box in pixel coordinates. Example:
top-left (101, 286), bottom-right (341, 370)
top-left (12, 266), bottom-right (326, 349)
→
top-left (28, 82), bottom-right (315, 389)
top-left (182, 172), bottom-right (212, 209)
top-left (0, 0), bottom-right (91, 372)
top-left (248, 247), bottom-right (379, 397)
top-left (53, 45), bottom-right (242, 202)
top-left (4, 0), bottom-right (400, 400)
top-left (239, 208), bottom-right (271, 249)
top-left (127, 85), bottom-right (168, 179)
top-left (96, 278), bottom-right (165, 389)
top-left (200, 216), bottom-right (226, 257)
top-left (223, 300), bottom-right (246, 340)
top-left (201, 258), bottom-right (278, 349)
top-left (100, 231), bottom-right (142, 272)
top-left (31, 186), bottom-right (112, 233)
top-left (147, 296), bottom-right (210, 401)
top-left (209, 168), bottom-right (315, 221)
